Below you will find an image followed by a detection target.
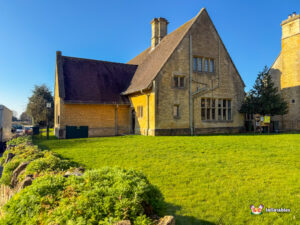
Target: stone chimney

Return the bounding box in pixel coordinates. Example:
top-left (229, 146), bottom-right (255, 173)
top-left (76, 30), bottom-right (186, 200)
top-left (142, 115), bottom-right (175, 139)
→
top-left (281, 12), bottom-right (300, 39)
top-left (151, 17), bottom-right (169, 48)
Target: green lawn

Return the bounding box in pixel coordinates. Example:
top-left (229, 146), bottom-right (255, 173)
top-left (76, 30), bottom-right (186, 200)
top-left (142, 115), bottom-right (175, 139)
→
top-left (33, 134), bottom-right (300, 225)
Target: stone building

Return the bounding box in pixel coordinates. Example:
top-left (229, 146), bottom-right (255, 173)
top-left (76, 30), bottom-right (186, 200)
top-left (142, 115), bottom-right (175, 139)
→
top-left (54, 8), bottom-right (245, 138)
top-left (270, 12), bottom-right (300, 131)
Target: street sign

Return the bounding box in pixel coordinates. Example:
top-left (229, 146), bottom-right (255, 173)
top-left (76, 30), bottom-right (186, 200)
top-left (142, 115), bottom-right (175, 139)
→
top-left (264, 116), bottom-right (270, 123)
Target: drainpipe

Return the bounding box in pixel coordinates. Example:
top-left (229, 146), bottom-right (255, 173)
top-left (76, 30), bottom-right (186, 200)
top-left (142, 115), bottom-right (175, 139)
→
top-left (115, 104), bottom-right (118, 136)
top-left (189, 34), bottom-right (194, 135)
top-left (147, 94), bottom-right (150, 136)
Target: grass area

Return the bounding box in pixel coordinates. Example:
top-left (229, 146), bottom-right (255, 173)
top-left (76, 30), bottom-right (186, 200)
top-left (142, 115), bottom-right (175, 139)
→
top-left (33, 134), bottom-right (300, 225)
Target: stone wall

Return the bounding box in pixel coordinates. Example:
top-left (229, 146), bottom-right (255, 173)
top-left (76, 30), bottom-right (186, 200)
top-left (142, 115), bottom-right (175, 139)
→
top-left (270, 14), bottom-right (300, 131)
top-left (155, 10), bottom-right (245, 132)
top-left (55, 104), bottom-right (131, 138)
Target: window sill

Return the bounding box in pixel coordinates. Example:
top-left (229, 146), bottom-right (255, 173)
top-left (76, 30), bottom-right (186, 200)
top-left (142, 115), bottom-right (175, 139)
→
top-left (193, 71), bottom-right (216, 75)
top-left (173, 86), bottom-right (186, 89)
top-left (201, 120), bottom-right (233, 123)
top-left (173, 116), bottom-right (181, 120)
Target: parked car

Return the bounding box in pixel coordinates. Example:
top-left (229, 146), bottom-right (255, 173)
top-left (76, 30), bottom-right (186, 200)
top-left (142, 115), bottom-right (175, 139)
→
top-left (24, 126), bottom-right (33, 135)
top-left (15, 125), bottom-right (24, 135)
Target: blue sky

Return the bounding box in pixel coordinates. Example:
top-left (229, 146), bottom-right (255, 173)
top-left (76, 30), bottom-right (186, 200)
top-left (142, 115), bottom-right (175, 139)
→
top-left (0, 0), bottom-right (299, 116)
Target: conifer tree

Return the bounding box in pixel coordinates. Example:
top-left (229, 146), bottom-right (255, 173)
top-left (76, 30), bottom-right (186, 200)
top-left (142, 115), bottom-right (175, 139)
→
top-left (240, 66), bottom-right (288, 116)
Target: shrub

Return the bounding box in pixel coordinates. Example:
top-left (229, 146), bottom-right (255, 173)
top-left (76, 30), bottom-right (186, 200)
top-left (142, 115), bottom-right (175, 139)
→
top-left (0, 136), bottom-right (75, 186)
top-left (0, 168), bottom-right (165, 225)
top-left (21, 152), bottom-right (75, 179)
top-left (6, 136), bottom-right (31, 146)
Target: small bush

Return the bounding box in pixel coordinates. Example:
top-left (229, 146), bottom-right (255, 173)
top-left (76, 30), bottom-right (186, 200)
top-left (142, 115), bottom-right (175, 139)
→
top-left (0, 168), bottom-right (165, 225)
top-left (22, 152), bottom-right (75, 179)
top-left (0, 136), bottom-right (74, 186)
top-left (6, 136), bottom-right (30, 146)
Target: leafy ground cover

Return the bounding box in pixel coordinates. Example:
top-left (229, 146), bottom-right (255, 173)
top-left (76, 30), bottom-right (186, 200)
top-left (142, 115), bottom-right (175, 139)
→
top-left (33, 134), bottom-right (300, 225)
top-left (1, 136), bottom-right (165, 224)
top-left (1, 168), bottom-right (164, 225)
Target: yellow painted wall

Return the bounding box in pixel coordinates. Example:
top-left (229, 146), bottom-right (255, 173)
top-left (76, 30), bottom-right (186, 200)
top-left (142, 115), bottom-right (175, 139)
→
top-left (129, 91), bottom-right (155, 135)
top-left (60, 104), bottom-right (130, 136)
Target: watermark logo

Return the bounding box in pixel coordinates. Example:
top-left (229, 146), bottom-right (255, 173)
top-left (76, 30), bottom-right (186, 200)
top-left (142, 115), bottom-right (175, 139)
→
top-left (250, 204), bottom-right (264, 215)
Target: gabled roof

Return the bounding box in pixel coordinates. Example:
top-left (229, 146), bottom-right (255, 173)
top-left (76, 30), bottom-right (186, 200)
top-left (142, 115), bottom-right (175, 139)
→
top-left (56, 8), bottom-right (245, 102)
top-left (58, 56), bottom-right (137, 104)
top-left (127, 47), bottom-right (151, 65)
top-left (123, 9), bottom-right (204, 95)
top-left (124, 8), bottom-right (244, 94)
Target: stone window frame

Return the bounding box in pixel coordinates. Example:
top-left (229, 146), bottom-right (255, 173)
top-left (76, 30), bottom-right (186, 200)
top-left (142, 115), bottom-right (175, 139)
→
top-left (193, 56), bottom-right (215, 74)
top-left (173, 75), bottom-right (185, 88)
top-left (172, 72), bottom-right (187, 89)
top-left (201, 98), bottom-right (232, 121)
top-left (137, 106), bottom-right (143, 118)
top-left (173, 104), bottom-right (180, 119)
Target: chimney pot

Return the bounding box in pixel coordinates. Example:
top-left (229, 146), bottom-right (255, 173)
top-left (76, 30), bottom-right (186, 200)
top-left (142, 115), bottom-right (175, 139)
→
top-left (292, 12), bottom-right (296, 17)
top-left (56, 51), bottom-right (62, 56)
top-left (151, 17), bottom-right (169, 48)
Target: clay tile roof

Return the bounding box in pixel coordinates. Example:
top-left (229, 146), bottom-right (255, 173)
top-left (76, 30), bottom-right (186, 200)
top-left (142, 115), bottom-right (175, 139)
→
top-left (61, 56), bottom-right (137, 104)
top-left (123, 9), bottom-right (205, 95)
top-left (127, 47), bottom-right (151, 65)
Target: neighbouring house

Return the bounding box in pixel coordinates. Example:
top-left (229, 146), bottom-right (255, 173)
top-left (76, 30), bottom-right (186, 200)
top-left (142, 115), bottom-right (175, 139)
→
top-left (270, 12), bottom-right (300, 131)
top-left (0, 105), bottom-right (12, 143)
top-left (54, 8), bottom-right (245, 138)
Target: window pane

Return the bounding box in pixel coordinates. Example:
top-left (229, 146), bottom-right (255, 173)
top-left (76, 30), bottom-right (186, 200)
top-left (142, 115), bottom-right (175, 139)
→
top-left (198, 58), bottom-right (202, 72)
top-left (228, 100), bottom-right (231, 108)
top-left (201, 108), bottom-right (205, 120)
top-left (138, 106), bottom-right (143, 118)
top-left (193, 58), bottom-right (197, 72)
top-left (223, 100), bottom-right (226, 108)
top-left (212, 109), bottom-right (215, 120)
top-left (179, 77), bottom-right (184, 87)
top-left (228, 109), bottom-right (231, 120)
top-left (218, 109), bottom-right (222, 120)
top-left (212, 99), bottom-right (215, 108)
top-left (207, 109), bottom-right (210, 120)
top-left (209, 59), bottom-right (214, 72)
top-left (173, 105), bottom-right (179, 117)
top-left (204, 59), bottom-right (209, 72)
top-left (174, 77), bottom-right (178, 87)
top-left (201, 99), bottom-right (205, 107)
top-left (223, 109), bottom-right (226, 120)
top-left (207, 99), bottom-right (211, 107)
top-left (218, 99), bottom-right (222, 108)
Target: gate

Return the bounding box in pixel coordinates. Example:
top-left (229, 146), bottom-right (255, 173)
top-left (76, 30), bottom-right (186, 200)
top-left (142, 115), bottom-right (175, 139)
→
top-left (66, 126), bottom-right (88, 139)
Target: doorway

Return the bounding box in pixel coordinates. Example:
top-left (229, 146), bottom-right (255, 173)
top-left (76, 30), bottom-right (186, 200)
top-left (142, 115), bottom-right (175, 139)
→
top-left (131, 110), bottom-right (136, 134)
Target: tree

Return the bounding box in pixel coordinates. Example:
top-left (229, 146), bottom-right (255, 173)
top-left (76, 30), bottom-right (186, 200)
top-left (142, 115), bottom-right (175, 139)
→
top-left (12, 116), bottom-right (18, 122)
top-left (240, 66), bottom-right (288, 116)
top-left (20, 112), bottom-right (32, 123)
top-left (12, 111), bottom-right (18, 121)
top-left (26, 85), bottom-right (54, 126)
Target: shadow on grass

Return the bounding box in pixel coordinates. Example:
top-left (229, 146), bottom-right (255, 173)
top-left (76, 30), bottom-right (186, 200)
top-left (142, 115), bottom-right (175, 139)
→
top-left (165, 202), bottom-right (215, 225)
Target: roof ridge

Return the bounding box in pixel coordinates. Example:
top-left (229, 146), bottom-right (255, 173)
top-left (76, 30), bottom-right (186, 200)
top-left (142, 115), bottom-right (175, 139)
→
top-left (123, 8), bottom-right (206, 95)
top-left (63, 55), bottom-right (137, 67)
top-left (127, 9), bottom-right (205, 66)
